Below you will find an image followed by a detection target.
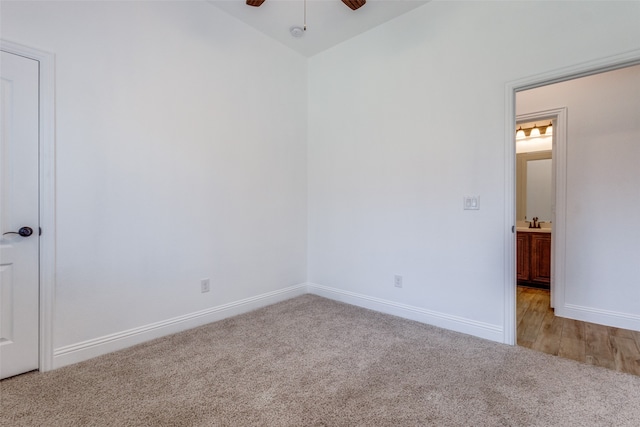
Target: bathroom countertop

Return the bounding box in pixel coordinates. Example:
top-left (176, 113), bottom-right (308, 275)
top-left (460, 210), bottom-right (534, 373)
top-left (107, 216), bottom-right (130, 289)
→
top-left (516, 227), bottom-right (552, 233)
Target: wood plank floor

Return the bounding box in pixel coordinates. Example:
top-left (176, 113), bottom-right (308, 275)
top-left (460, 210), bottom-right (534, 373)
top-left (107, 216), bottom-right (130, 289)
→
top-left (517, 286), bottom-right (640, 376)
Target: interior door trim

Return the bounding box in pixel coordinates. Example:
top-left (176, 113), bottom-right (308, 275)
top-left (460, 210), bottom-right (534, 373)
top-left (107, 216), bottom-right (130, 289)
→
top-left (1, 39), bottom-right (56, 372)
top-left (503, 48), bottom-right (640, 346)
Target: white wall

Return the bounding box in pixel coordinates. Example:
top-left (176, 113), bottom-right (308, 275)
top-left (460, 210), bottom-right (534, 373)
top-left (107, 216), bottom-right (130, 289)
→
top-left (1, 1), bottom-right (308, 366)
top-left (517, 66), bottom-right (640, 328)
top-left (308, 1), bottom-right (640, 340)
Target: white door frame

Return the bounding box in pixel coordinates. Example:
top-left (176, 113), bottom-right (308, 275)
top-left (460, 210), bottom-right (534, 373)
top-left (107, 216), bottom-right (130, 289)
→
top-left (503, 48), bottom-right (640, 345)
top-left (1, 40), bottom-right (55, 372)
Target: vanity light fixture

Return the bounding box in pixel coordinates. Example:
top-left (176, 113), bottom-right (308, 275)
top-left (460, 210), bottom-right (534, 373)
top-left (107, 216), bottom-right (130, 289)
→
top-left (515, 122), bottom-right (553, 139)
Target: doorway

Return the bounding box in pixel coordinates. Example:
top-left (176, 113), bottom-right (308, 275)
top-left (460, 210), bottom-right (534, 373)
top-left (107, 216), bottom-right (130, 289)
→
top-left (0, 40), bottom-right (55, 376)
top-left (505, 54), bottom-right (640, 375)
top-left (504, 50), bottom-right (640, 346)
top-left (514, 112), bottom-right (560, 303)
top-left (514, 110), bottom-right (561, 352)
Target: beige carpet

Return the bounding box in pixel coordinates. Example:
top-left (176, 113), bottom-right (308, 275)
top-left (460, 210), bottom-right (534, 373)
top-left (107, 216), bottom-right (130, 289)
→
top-left (2, 295), bottom-right (640, 426)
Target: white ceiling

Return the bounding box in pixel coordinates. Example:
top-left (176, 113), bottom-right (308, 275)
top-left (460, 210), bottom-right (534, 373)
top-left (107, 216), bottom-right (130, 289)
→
top-left (209, 0), bottom-right (430, 57)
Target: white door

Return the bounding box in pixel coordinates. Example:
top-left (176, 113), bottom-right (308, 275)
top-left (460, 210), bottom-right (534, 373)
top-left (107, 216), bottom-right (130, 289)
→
top-left (0, 51), bottom-right (40, 379)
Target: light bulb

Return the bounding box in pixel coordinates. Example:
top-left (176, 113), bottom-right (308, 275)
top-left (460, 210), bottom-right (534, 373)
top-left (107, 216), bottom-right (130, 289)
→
top-left (530, 125), bottom-right (540, 138)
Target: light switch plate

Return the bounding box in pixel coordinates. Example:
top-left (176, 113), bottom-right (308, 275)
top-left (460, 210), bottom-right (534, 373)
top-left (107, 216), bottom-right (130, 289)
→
top-left (464, 196), bottom-right (480, 210)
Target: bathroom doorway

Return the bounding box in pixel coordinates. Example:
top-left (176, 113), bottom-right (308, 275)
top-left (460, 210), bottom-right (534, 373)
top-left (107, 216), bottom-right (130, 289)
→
top-left (514, 108), bottom-right (565, 311)
top-left (514, 110), bottom-right (561, 350)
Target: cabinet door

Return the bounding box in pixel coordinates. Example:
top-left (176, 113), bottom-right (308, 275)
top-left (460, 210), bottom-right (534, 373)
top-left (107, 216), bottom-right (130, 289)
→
top-left (516, 233), bottom-right (530, 281)
top-left (530, 233), bottom-right (551, 284)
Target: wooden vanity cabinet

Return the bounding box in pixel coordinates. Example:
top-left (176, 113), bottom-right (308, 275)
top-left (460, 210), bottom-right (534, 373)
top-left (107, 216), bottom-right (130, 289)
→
top-left (516, 233), bottom-right (530, 282)
top-left (517, 232), bottom-right (551, 288)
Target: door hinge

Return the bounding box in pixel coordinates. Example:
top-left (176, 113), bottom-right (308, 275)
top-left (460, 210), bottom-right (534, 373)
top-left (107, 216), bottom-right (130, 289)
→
top-left (511, 225), bottom-right (515, 233)
top-left (39, 227), bottom-right (42, 236)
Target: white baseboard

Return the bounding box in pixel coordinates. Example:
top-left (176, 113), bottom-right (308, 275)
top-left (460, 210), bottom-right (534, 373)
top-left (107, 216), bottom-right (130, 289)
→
top-left (307, 283), bottom-right (504, 343)
top-left (559, 303), bottom-right (640, 332)
top-left (53, 281), bottom-right (509, 370)
top-left (53, 284), bottom-right (307, 369)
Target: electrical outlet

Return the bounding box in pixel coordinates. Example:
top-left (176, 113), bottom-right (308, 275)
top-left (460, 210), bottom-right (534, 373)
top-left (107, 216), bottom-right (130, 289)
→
top-left (201, 278), bottom-right (210, 293)
top-left (394, 275), bottom-right (403, 288)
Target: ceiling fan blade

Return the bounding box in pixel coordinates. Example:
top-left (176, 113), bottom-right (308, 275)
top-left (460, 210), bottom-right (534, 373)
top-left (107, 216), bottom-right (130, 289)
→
top-left (342, 0), bottom-right (366, 10)
top-left (246, 0), bottom-right (266, 7)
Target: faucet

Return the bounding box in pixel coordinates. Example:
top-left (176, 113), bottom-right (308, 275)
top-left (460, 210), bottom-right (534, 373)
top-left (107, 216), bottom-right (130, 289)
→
top-left (529, 217), bottom-right (541, 229)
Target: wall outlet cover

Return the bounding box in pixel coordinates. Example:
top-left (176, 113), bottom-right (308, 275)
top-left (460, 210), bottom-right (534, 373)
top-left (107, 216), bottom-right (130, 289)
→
top-left (394, 275), bottom-right (403, 288)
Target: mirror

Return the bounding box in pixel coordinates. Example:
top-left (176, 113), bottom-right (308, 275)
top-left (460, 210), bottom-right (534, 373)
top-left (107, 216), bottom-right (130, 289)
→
top-left (516, 150), bottom-right (552, 222)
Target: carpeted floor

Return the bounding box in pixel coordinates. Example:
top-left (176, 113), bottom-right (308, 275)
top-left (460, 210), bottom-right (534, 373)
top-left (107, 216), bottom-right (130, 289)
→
top-left (2, 294), bottom-right (640, 426)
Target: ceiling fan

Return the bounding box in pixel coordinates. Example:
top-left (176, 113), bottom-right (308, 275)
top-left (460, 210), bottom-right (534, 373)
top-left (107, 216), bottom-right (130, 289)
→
top-left (246, 0), bottom-right (366, 11)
